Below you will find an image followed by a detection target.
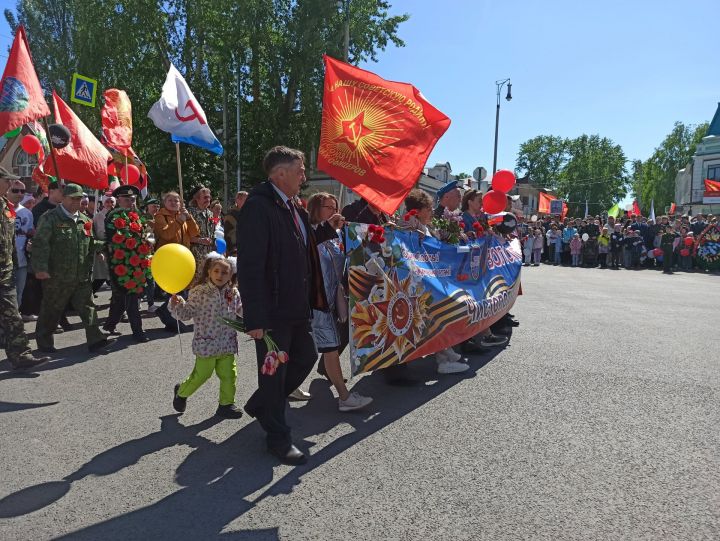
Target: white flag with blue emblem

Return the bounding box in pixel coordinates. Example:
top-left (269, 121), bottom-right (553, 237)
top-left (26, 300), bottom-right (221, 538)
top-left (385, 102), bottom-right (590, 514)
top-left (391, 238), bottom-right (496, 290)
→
top-left (147, 64), bottom-right (223, 155)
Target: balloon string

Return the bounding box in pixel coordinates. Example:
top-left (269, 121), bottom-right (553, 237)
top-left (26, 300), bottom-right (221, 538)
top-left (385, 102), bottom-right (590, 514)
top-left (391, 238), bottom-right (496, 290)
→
top-left (176, 317), bottom-right (184, 358)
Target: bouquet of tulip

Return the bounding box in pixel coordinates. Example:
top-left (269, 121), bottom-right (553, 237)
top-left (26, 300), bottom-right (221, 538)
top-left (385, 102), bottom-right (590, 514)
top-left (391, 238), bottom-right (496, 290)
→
top-left (432, 208), bottom-right (465, 244)
top-left (217, 316), bottom-right (287, 375)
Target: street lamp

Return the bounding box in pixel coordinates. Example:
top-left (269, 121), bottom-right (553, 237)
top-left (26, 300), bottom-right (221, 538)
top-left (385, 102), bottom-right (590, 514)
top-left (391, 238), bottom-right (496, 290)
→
top-left (492, 78), bottom-right (512, 175)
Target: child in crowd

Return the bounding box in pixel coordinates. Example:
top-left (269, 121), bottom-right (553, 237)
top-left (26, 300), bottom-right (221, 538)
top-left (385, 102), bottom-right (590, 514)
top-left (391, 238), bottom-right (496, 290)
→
top-left (170, 253), bottom-right (244, 418)
top-left (553, 227), bottom-right (563, 265)
top-left (598, 227), bottom-right (610, 268)
top-left (569, 233), bottom-right (582, 267)
top-left (523, 231), bottom-right (534, 266)
top-left (610, 225), bottom-right (623, 268)
top-left (546, 226), bottom-right (560, 265)
top-left (582, 235), bottom-right (599, 267)
top-left (681, 232), bottom-right (694, 270)
top-left (531, 229), bottom-right (543, 266)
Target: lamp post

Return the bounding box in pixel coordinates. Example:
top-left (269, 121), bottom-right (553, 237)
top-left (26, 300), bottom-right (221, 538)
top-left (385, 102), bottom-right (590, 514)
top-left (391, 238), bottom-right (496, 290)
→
top-left (492, 78), bottom-right (512, 175)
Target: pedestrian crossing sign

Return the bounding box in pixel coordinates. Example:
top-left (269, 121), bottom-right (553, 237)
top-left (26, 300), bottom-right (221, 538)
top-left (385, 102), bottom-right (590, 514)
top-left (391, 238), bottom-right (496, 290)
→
top-left (70, 73), bottom-right (97, 107)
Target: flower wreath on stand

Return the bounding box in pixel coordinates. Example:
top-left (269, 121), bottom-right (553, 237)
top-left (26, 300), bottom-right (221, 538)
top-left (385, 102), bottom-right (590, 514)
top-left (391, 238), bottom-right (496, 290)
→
top-left (108, 210), bottom-right (153, 295)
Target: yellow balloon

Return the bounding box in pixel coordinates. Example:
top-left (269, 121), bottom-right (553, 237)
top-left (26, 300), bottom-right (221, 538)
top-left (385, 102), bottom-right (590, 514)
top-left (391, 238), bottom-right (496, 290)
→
top-left (151, 244), bottom-right (196, 294)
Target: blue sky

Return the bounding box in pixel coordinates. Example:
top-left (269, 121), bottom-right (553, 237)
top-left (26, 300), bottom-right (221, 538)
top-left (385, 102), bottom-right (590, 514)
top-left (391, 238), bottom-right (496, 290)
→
top-left (2, 0), bottom-right (718, 193)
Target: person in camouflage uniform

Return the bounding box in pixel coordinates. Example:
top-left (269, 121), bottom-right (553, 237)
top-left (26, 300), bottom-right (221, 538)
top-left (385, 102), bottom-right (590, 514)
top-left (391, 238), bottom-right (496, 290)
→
top-left (187, 185), bottom-right (217, 277)
top-left (0, 167), bottom-right (49, 370)
top-left (32, 183), bottom-right (115, 353)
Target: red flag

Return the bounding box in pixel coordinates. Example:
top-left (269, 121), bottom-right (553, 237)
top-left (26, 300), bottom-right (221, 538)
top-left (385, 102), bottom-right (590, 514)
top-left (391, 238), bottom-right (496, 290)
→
top-left (43, 91), bottom-right (111, 189)
top-left (537, 192), bottom-right (568, 218)
top-left (632, 200), bottom-right (642, 216)
top-left (704, 178), bottom-right (720, 196)
top-left (669, 202), bottom-right (676, 214)
top-left (317, 55), bottom-right (450, 214)
top-left (0, 26), bottom-right (50, 134)
top-left (101, 88), bottom-right (133, 153)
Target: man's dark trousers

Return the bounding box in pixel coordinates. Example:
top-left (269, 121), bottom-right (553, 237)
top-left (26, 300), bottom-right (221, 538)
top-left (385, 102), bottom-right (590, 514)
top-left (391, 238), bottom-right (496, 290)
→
top-left (245, 321), bottom-right (318, 451)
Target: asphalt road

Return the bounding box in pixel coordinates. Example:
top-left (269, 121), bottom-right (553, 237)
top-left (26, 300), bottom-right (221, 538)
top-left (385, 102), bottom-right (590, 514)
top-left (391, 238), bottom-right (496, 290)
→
top-left (1, 266), bottom-right (718, 540)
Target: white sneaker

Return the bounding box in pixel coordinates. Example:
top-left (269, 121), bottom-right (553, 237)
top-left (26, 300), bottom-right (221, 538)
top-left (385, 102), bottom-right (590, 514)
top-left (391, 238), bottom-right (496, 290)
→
top-left (437, 360), bottom-right (470, 374)
top-left (289, 388), bottom-right (312, 401)
top-left (338, 392), bottom-right (373, 412)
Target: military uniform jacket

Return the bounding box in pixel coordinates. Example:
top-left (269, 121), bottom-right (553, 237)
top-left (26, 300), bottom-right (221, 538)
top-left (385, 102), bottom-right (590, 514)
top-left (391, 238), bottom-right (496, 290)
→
top-left (32, 206), bottom-right (96, 283)
top-left (0, 197), bottom-right (16, 284)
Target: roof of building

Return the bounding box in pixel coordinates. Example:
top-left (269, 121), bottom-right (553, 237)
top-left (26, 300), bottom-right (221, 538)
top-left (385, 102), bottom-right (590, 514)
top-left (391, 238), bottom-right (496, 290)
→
top-left (708, 102), bottom-right (720, 137)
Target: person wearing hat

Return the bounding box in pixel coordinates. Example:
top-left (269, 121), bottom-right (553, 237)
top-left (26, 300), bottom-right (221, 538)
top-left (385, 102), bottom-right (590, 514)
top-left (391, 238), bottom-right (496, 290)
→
top-left (0, 167), bottom-right (50, 370)
top-left (31, 183), bottom-right (115, 354)
top-left (103, 184), bottom-right (149, 342)
top-left (140, 197), bottom-right (160, 312)
top-left (434, 180), bottom-right (461, 218)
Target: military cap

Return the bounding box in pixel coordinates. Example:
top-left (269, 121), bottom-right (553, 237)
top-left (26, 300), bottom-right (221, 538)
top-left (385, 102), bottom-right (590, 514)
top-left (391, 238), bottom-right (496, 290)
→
top-left (506, 194), bottom-right (520, 201)
top-left (0, 166), bottom-right (20, 181)
top-left (143, 197), bottom-right (160, 206)
top-left (63, 183), bottom-right (85, 198)
top-left (112, 184), bottom-right (141, 198)
top-left (436, 181), bottom-right (460, 199)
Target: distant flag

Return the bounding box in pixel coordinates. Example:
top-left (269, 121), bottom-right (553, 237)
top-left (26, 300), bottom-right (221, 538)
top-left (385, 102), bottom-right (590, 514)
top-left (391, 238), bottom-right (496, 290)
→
top-left (0, 26), bottom-right (50, 134)
top-left (538, 191), bottom-right (568, 218)
top-left (607, 203), bottom-right (620, 218)
top-left (101, 88), bottom-right (133, 154)
top-left (649, 199), bottom-right (656, 222)
top-left (147, 64), bottom-right (223, 155)
top-left (669, 202), bottom-right (677, 215)
top-left (704, 178), bottom-right (720, 196)
top-left (317, 55), bottom-right (450, 214)
top-left (632, 199), bottom-right (642, 217)
top-left (42, 91), bottom-right (111, 189)
top-left (584, 200), bottom-right (589, 217)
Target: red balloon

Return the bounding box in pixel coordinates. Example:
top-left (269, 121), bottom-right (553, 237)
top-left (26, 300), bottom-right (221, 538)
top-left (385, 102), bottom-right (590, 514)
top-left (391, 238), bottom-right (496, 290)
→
top-left (482, 190), bottom-right (507, 214)
top-left (491, 170), bottom-right (516, 193)
top-left (107, 162), bottom-right (117, 177)
top-left (653, 248), bottom-right (663, 257)
top-left (119, 164), bottom-right (141, 184)
top-left (683, 237), bottom-right (693, 247)
top-left (21, 134), bottom-right (42, 154)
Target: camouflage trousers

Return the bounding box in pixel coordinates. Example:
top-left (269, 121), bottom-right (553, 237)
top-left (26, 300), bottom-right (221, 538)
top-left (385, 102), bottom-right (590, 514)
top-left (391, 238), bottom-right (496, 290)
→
top-left (0, 281), bottom-right (33, 364)
top-left (36, 280), bottom-right (105, 349)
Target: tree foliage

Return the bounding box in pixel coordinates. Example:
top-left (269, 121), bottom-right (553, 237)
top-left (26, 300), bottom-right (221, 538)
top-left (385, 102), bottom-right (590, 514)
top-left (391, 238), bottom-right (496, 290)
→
top-left (516, 134), bottom-right (628, 216)
top-left (631, 122), bottom-right (708, 211)
top-left (4, 0), bottom-right (408, 199)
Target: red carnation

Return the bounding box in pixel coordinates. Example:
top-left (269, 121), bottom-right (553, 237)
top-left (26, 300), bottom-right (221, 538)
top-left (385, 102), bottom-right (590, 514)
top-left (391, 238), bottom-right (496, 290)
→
top-left (133, 269), bottom-right (144, 278)
top-left (112, 233), bottom-right (125, 244)
top-left (408, 209), bottom-right (418, 216)
top-left (114, 264), bottom-right (128, 277)
top-left (140, 259), bottom-right (151, 268)
top-left (84, 221), bottom-right (92, 230)
top-left (113, 249), bottom-right (126, 260)
top-left (368, 224), bottom-right (378, 233)
top-left (129, 222), bottom-right (142, 233)
top-left (138, 243), bottom-right (150, 255)
top-left (129, 255), bottom-right (141, 266)
top-left (128, 212), bottom-right (139, 221)
top-left (113, 218), bottom-right (127, 229)
top-left (125, 238), bottom-right (138, 250)
top-left (124, 280), bottom-right (137, 290)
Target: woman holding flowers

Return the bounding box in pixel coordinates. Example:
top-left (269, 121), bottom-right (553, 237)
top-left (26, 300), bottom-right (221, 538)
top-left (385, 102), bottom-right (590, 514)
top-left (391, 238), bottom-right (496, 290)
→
top-left (103, 185), bottom-right (153, 342)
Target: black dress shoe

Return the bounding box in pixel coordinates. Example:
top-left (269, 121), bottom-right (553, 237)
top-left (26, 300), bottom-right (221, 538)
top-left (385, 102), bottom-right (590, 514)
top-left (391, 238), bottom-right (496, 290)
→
top-left (132, 334), bottom-right (150, 343)
top-left (38, 345), bottom-right (57, 353)
top-left (243, 403), bottom-right (259, 418)
top-left (215, 404), bottom-right (243, 419)
top-left (461, 339), bottom-right (485, 354)
top-left (173, 384), bottom-right (186, 413)
top-left (268, 444), bottom-right (307, 466)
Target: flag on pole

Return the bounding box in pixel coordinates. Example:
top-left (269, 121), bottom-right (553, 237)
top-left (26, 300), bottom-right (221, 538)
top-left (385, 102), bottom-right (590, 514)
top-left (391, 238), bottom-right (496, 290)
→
top-left (147, 64), bottom-right (223, 155)
top-left (42, 91), bottom-right (111, 189)
top-left (101, 88), bottom-right (133, 154)
top-left (632, 200), bottom-right (642, 216)
top-left (607, 203), bottom-right (620, 218)
top-left (0, 25), bottom-right (50, 134)
top-left (317, 55), bottom-right (450, 215)
top-left (649, 199), bottom-right (656, 222)
top-left (584, 200), bottom-right (589, 217)
top-left (538, 192), bottom-right (568, 218)
top-left (669, 202), bottom-right (676, 215)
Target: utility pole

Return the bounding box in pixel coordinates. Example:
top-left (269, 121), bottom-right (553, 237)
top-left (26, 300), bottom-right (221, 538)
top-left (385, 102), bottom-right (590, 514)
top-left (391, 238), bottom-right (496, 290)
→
top-left (236, 58), bottom-right (242, 192)
top-left (222, 81), bottom-right (229, 207)
top-left (492, 78), bottom-right (512, 175)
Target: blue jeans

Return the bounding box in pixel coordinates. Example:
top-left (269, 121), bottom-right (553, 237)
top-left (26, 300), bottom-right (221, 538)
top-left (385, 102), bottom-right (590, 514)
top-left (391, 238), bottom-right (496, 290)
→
top-left (571, 254), bottom-right (580, 266)
top-left (554, 247), bottom-right (561, 264)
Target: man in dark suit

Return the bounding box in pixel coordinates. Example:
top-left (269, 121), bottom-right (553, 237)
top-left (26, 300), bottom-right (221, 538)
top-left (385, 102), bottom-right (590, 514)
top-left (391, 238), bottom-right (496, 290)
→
top-left (237, 146), bottom-right (338, 466)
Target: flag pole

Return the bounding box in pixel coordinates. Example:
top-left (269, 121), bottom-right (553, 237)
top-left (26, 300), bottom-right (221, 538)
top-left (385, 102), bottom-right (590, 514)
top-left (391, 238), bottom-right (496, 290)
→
top-left (175, 142), bottom-right (184, 202)
top-left (123, 154), bottom-right (129, 185)
top-left (42, 116), bottom-right (62, 182)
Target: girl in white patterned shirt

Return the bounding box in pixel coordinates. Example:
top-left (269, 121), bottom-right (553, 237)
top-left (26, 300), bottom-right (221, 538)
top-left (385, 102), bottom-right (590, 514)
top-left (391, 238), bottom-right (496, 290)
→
top-left (170, 252), bottom-right (244, 419)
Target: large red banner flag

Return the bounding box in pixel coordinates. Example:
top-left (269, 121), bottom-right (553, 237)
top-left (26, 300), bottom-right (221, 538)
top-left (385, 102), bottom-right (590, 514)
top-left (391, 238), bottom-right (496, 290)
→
top-left (101, 88), bottom-right (133, 153)
top-left (317, 55), bottom-right (450, 214)
top-left (43, 91), bottom-right (111, 189)
top-left (704, 178), bottom-right (720, 195)
top-left (632, 199), bottom-right (642, 216)
top-left (0, 26), bottom-right (50, 134)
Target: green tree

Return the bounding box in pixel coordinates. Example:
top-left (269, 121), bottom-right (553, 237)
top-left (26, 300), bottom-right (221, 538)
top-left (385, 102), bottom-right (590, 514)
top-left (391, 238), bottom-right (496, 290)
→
top-left (631, 122), bottom-right (708, 211)
top-left (515, 135), bottom-right (568, 189)
top-left (5, 0), bottom-right (408, 198)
